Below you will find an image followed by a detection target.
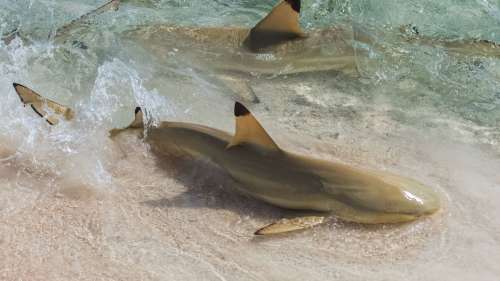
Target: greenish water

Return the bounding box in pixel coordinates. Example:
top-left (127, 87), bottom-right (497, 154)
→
top-left (0, 1), bottom-right (499, 280)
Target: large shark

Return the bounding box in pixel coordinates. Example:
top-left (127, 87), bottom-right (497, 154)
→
top-left (117, 0), bottom-right (500, 75)
top-left (2, 0), bottom-right (356, 103)
top-left (5, 0), bottom-right (500, 65)
top-left (121, 0), bottom-right (360, 74)
top-left (64, 0), bottom-right (362, 103)
top-left (5, 0), bottom-right (500, 102)
top-left (70, 0), bottom-right (500, 103)
top-left (12, 83), bottom-right (440, 235)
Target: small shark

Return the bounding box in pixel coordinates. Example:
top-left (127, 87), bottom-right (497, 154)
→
top-left (120, 0), bottom-right (500, 76)
top-left (12, 83), bottom-right (440, 235)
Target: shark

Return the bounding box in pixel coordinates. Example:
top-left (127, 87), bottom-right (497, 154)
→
top-left (117, 0), bottom-right (500, 73)
top-left (5, 0), bottom-right (500, 65)
top-left (2, 0), bottom-right (357, 103)
top-left (12, 83), bottom-right (440, 235)
top-left (58, 0), bottom-right (362, 103)
top-left (5, 0), bottom-right (500, 102)
top-left (69, 0), bottom-right (500, 103)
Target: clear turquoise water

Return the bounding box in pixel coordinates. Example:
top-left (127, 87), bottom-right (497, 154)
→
top-left (0, 1), bottom-right (499, 280)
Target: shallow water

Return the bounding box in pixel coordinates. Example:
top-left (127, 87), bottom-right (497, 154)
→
top-left (0, 0), bottom-right (499, 280)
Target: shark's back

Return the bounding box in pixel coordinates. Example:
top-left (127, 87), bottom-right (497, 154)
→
top-left (146, 121), bottom-right (232, 160)
top-left (124, 25), bottom-right (250, 50)
top-left (122, 0), bottom-right (358, 76)
top-left (124, 24), bottom-right (356, 75)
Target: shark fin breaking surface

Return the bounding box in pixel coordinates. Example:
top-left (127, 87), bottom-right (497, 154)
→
top-left (244, 0), bottom-right (305, 50)
top-left (227, 102), bottom-right (279, 151)
top-left (131, 107), bottom-right (145, 129)
top-left (109, 107), bottom-right (144, 138)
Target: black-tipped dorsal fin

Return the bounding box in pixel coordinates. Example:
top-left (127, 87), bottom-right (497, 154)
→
top-left (245, 0), bottom-right (304, 50)
top-left (227, 102), bottom-right (279, 151)
top-left (12, 83), bottom-right (74, 125)
top-left (130, 107), bottom-right (144, 128)
top-left (109, 107), bottom-right (144, 138)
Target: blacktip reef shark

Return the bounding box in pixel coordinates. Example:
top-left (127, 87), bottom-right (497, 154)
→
top-left (5, 0), bottom-right (500, 102)
top-left (64, 0), bottom-right (500, 102)
top-left (115, 0), bottom-right (361, 104)
top-left (118, 0), bottom-right (500, 73)
top-left (2, 0), bottom-right (356, 103)
top-left (12, 83), bottom-right (440, 235)
top-left (12, 83), bottom-right (75, 125)
top-left (4, 0), bottom-right (500, 64)
top-left (59, 0), bottom-right (362, 103)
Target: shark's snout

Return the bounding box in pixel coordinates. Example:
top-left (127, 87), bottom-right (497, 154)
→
top-left (327, 170), bottom-right (442, 223)
top-left (386, 176), bottom-right (441, 217)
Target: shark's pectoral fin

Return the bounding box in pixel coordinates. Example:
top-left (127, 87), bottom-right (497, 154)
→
top-left (13, 83), bottom-right (74, 125)
top-left (109, 107), bottom-right (144, 138)
top-left (255, 216), bottom-right (326, 235)
top-left (216, 74), bottom-right (260, 104)
top-left (226, 102), bottom-right (280, 151)
top-left (244, 0), bottom-right (305, 50)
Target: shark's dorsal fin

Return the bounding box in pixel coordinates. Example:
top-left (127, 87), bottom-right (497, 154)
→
top-left (244, 0), bottom-right (305, 50)
top-left (13, 83), bottom-right (74, 125)
top-left (109, 107), bottom-right (144, 138)
top-left (130, 107), bottom-right (144, 129)
top-left (227, 102), bottom-right (279, 151)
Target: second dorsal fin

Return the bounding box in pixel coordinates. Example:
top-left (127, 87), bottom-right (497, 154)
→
top-left (244, 0), bottom-right (305, 50)
top-left (227, 102), bottom-right (279, 151)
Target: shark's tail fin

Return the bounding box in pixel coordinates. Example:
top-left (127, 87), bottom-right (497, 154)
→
top-left (109, 107), bottom-right (144, 138)
top-left (244, 0), bottom-right (305, 50)
top-left (12, 83), bottom-right (74, 125)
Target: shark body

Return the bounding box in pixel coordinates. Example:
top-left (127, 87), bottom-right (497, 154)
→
top-left (111, 102), bottom-right (440, 235)
top-left (118, 0), bottom-right (360, 103)
top-left (5, 0), bottom-right (500, 103)
top-left (13, 83), bottom-right (440, 235)
top-left (114, 0), bottom-right (500, 83)
top-left (123, 24), bottom-right (358, 77)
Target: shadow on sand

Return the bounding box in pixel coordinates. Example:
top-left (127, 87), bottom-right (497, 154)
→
top-left (139, 151), bottom-right (401, 238)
